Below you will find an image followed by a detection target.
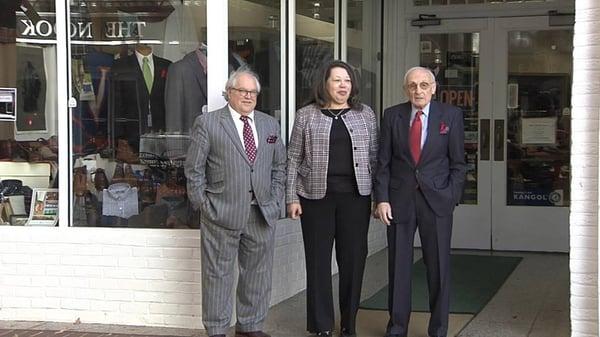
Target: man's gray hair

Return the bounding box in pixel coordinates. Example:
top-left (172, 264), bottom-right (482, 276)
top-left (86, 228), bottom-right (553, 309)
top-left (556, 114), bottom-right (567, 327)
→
top-left (403, 66), bottom-right (436, 86)
top-left (223, 66), bottom-right (261, 101)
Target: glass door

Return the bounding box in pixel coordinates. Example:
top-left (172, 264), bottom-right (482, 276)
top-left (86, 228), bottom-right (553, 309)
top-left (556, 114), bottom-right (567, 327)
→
top-left (407, 16), bottom-right (572, 252)
top-left (407, 18), bottom-right (494, 250)
top-left (491, 17), bottom-right (572, 252)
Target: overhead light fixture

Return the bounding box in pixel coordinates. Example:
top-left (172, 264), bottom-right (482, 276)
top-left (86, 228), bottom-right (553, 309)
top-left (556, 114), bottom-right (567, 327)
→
top-left (411, 14), bottom-right (441, 28)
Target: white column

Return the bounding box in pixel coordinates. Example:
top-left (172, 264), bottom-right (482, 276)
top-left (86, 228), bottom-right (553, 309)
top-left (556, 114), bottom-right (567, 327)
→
top-left (571, 1), bottom-right (600, 336)
top-left (207, 0), bottom-right (228, 110)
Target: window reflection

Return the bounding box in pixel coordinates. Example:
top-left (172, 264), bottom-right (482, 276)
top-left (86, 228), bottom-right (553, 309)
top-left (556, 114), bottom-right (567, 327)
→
top-left (69, 0), bottom-right (207, 228)
top-left (0, 0), bottom-right (58, 227)
top-left (506, 30), bottom-right (572, 207)
top-left (296, 0), bottom-right (334, 109)
top-left (346, 0), bottom-right (382, 115)
top-left (420, 33), bottom-right (479, 205)
top-left (229, 0), bottom-right (281, 120)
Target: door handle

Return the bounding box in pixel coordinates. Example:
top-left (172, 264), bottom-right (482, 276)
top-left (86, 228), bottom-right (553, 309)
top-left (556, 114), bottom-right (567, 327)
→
top-left (480, 119), bottom-right (490, 161)
top-left (494, 119), bottom-right (505, 161)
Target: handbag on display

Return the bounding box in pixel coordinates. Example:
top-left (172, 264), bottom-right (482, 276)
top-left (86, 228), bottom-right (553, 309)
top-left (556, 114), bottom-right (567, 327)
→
top-left (0, 179), bottom-right (23, 196)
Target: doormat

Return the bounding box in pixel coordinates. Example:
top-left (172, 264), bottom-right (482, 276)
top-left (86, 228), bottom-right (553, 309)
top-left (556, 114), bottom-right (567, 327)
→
top-left (359, 254), bottom-right (522, 314)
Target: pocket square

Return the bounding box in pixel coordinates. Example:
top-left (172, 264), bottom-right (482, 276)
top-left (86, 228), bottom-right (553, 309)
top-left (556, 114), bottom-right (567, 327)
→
top-left (266, 135), bottom-right (278, 143)
top-left (439, 122), bottom-right (450, 135)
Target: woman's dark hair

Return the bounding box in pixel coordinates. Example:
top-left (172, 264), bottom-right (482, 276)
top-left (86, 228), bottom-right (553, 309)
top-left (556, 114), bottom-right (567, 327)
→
top-left (311, 60), bottom-right (362, 110)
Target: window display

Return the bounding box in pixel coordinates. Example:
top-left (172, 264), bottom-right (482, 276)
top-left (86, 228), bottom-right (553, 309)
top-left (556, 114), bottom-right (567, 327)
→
top-left (0, 0), bottom-right (58, 227)
top-left (70, 0), bottom-right (207, 228)
top-left (505, 30), bottom-right (572, 207)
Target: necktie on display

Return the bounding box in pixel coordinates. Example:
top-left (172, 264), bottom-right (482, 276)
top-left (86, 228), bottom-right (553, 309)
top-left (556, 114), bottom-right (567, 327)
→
top-left (409, 110), bottom-right (423, 164)
top-left (142, 57), bottom-right (153, 92)
top-left (240, 116), bottom-right (257, 164)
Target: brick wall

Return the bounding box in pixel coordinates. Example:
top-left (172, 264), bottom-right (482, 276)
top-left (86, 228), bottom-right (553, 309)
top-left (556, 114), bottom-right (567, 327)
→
top-left (571, 1), bottom-right (600, 336)
top-left (0, 219), bottom-right (387, 329)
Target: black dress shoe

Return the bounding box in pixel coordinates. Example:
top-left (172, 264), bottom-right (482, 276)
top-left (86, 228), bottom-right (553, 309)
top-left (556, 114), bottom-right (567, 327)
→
top-left (340, 328), bottom-right (356, 336)
top-left (314, 331), bottom-right (332, 336)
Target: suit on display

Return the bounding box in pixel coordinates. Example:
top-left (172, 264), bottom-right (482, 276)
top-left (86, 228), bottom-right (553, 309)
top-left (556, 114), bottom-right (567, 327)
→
top-left (374, 67), bottom-right (466, 337)
top-left (164, 49), bottom-right (207, 133)
top-left (110, 49), bottom-right (171, 150)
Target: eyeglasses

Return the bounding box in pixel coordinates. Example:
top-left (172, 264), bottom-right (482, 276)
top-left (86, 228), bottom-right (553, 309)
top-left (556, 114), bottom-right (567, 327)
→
top-left (406, 82), bottom-right (434, 91)
top-left (231, 87), bottom-right (259, 97)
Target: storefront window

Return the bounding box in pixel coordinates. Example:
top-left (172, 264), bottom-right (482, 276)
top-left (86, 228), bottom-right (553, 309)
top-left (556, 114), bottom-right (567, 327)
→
top-left (69, 0), bottom-right (207, 228)
top-left (346, 0), bottom-right (382, 115)
top-left (229, 0), bottom-right (281, 121)
top-left (506, 30), bottom-right (572, 207)
top-left (296, 0), bottom-right (334, 109)
top-left (1, 0), bottom-right (59, 226)
top-left (420, 33), bottom-right (480, 205)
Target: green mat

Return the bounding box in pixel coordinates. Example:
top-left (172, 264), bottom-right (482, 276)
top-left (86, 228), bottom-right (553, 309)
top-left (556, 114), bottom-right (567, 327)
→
top-left (359, 254), bottom-right (522, 314)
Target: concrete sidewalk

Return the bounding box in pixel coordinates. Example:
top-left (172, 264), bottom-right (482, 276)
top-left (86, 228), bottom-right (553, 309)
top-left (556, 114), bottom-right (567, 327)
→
top-left (0, 321), bottom-right (205, 337)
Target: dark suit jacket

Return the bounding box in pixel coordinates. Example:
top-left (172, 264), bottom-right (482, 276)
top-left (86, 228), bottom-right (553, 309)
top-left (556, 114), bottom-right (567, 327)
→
top-left (111, 54), bottom-right (171, 149)
top-left (164, 50), bottom-right (207, 133)
top-left (374, 101), bottom-right (466, 222)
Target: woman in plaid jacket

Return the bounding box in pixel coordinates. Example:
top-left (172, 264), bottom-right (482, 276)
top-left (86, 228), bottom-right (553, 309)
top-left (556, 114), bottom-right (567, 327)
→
top-left (286, 60), bottom-right (378, 337)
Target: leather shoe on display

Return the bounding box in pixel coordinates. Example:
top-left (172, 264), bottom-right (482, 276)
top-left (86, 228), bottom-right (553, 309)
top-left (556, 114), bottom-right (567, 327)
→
top-left (91, 168), bottom-right (109, 192)
top-left (73, 167), bottom-right (88, 197)
top-left (314, 331), bottom-right (332, 336)
top-left (123, 164), bottom-right (138, 187)
top-left (235, 331), bottom-right (271, 337)
top-left (111, 162), bottom-right (125, 184)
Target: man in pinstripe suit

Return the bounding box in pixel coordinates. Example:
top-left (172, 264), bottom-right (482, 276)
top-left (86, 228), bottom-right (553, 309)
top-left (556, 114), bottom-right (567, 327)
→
top-left (185, 67), bottom-right (286, 337)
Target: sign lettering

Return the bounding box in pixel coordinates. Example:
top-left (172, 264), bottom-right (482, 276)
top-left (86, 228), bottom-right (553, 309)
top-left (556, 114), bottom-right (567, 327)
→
top-left (17, 13), bottom-right (147, 40)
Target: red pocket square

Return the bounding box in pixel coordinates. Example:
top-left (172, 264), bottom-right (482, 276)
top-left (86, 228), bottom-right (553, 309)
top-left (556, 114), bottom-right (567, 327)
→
top-left (439, 122), bottom-right (450, 135)
top-left (267, 135), bottom-right (278, 143)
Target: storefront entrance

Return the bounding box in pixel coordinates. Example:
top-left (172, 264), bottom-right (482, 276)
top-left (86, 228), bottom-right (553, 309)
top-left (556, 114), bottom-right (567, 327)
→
top-left (407, 16), bottom-right (572, 252)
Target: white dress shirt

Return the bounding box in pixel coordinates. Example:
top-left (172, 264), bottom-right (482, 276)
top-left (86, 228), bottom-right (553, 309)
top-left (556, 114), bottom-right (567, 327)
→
top-left (135, 50), bottom-right (154, 77)
top-left (229, 105), bottom-right (259, 150)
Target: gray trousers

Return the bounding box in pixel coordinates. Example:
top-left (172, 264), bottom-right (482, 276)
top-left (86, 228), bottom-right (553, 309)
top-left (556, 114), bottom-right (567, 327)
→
top-left (201, 206), bottom-right (275, 336)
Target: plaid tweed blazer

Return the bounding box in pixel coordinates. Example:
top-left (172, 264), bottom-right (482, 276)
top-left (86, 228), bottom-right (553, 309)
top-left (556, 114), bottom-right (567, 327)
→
top-left (286, 103), bottom-right (378, 204)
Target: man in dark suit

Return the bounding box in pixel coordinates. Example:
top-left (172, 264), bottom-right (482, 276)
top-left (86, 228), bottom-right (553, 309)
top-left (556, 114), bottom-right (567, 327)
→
top-left (185, 67), bottom-right (286, 337)
top-left (111, 45), bottom-right (171, 150)
top-left (374, 66), bottom-right (466, 337)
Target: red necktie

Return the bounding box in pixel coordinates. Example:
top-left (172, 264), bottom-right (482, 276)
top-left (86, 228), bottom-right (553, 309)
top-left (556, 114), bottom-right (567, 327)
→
top-left (409, 110), bottom-right (423, 164)
top-left (240, 116), bottom-right (257, 163)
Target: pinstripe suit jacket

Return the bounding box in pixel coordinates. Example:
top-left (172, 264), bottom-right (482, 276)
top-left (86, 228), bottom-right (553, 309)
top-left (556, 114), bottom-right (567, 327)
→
top-left (185, 106), bottom-right (287, 229)
top-left (286, 103), bottom-right (378, 204)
